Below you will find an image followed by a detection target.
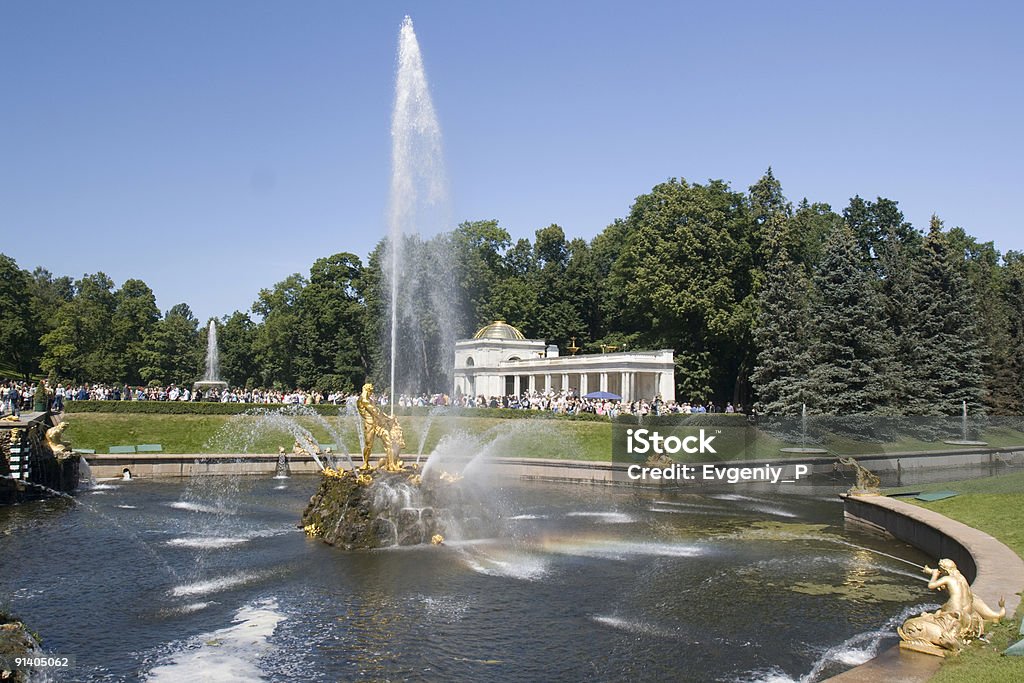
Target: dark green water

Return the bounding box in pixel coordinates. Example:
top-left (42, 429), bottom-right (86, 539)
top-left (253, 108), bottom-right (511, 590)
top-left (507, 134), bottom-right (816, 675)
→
top-left (0, 475), bottom-right (938, 682)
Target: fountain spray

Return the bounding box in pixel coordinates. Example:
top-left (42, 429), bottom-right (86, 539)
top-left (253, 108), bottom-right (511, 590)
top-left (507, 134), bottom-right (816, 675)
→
top-left (386, 15), bottom-right (448, 414)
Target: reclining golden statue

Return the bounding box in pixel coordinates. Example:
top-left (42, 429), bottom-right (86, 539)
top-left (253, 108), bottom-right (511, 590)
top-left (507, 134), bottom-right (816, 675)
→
top-left (356, 382), bottom-right (406, 472)
top-left (898, 558), bottom-right (1005, 657)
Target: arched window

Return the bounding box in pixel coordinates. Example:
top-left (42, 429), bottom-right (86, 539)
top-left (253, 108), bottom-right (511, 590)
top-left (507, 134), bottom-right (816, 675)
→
top-left (465, 357), bottom-right (475, 367)
top-left (507, 356), bottom-right (520, 362)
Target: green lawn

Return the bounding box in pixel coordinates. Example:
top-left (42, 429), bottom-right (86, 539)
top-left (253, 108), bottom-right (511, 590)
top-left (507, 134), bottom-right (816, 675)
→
top-left (770, 426), bottom-right (1024, 457)
top-left (63, 412), bottom-right (614, 460)
top-left (886, 472), bottom-right (1024, 682)
top-left (62, 411), bottom-right (1024, 463)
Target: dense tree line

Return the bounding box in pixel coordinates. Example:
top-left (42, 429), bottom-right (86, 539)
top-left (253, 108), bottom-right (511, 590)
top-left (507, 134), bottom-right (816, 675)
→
top-left (2, 170), bottom-right (1022, 415)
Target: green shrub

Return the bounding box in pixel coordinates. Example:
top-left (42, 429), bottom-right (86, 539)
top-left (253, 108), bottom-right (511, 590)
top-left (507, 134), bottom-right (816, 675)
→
top-left (613, 413), bottom-right (751, 427)
top-left (63, 401), bottom-right (338, 416)
top-left (62, 401), bottom-right (611, 422)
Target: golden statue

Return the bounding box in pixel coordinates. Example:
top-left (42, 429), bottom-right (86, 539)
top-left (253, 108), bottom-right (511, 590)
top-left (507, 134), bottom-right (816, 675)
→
top-left (45, 421), bottom-right (74, 458)
top-left (838, 456), bottom-right (880, 495)
top-left (898, 558), bottom-right (1006, 657)
top-left (356, 383), bottom-right (406, 472)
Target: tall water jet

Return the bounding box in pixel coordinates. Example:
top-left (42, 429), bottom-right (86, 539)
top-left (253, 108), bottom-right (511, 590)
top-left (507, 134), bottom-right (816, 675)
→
top-left (204, 320), bottom-right (220, 382)
top-left (194, 320), bottom-right (228, 395)
top-left (301, 17), bottom-right (479, 551)
top-left (779, 403), bottom-right (827, 454)
top-left (943, 399), bottom-right (987, 446)
top-left (385, 15), bottom-right (456, 405)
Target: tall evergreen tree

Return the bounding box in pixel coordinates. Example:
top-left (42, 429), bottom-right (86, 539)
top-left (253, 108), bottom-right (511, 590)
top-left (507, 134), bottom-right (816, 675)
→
top-left (742, 168), bottom-right (794, 407)
top-left (944, 227), bottom-right (1015, 413)
top-left (1000, 251), bottom-right (1024, 414)
top-left (750, 248), bottom-right (812, 414)
top-left (874, 221), bottom-right (924, 412)
top-left (807, 225), bottom-right (893, 414)
top-left (903, 219), bottom-right (985, 413)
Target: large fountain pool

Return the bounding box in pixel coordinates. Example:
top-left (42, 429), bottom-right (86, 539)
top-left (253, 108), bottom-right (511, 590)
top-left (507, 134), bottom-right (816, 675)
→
top-left (1, 476), bottom-right (935, 682)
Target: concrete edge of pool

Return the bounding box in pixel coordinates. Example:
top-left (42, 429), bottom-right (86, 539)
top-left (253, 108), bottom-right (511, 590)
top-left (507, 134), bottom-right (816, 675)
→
top-left (83, 446), bottom-right (1024, 480)
top-left (828, 494), bottom-right (1024, 682)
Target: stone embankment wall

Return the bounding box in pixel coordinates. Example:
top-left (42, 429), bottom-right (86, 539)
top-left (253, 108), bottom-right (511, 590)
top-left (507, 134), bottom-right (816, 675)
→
top-left (827, 494), bottom-right (1024, 682)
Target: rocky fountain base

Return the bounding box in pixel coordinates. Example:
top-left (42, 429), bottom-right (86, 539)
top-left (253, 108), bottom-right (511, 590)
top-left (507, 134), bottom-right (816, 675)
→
top-left (303, 383), bottom-right (492, 549)
top-left (0, 610), bottom-right (40, 683)
top-left (300, 467), bottom-right (488, 550)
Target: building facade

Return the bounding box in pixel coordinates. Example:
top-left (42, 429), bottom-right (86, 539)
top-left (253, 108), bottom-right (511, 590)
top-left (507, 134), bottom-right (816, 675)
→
top-left (453, 321), bottom-right (675, 402)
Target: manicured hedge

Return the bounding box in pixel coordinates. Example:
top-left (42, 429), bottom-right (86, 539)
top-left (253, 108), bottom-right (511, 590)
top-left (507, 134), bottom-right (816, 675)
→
top-left (612, 413), bottom-right (752, 427)
top-left (62, 400), bottom-right (610, 422)
top-left (64, 401), bottom-right (338, 416)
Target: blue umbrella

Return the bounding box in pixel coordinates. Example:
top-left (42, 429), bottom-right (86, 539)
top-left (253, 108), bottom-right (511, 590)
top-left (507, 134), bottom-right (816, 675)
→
top-left (583, 391), bottom-right (621, 400)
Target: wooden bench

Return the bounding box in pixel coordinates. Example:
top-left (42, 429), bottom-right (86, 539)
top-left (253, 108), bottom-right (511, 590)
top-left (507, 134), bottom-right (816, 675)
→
top-left (136, 444), bottom-right (163, 453)
top-left (107, 445), bottom-right (136, 454)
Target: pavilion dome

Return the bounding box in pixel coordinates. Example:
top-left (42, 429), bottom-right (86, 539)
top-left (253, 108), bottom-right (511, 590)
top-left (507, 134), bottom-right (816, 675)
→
top-left (472, 320), bottom-right (526, 341)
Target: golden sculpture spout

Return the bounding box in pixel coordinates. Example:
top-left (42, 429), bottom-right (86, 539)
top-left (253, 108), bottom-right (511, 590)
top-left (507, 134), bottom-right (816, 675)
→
top-left (898, 558), bottom-right (1005, 657)
top-left (321, 467), bottom-right (348, 479)
top-left (356, 382), bottom-right (407, 475)
top-left (838, 456), bottom-right (880, 495)
top-left (45, 421), bottom-right (75, 459)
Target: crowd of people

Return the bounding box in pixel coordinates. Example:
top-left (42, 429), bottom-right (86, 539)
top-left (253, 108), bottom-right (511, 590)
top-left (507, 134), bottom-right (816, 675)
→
top-left (27, 383), bottom-right (330, 408)
top-left (1, 378), bottom-right (744, 419)
top-left (396, 390), bottom-right (743, 417)
top-left (0, 380), bottom-right (358, 414)
top-left (1, 380), bottom-right (39, 417)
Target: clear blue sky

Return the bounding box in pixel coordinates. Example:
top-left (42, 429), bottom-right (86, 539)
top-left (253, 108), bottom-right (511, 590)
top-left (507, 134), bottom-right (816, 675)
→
top-left (3, 1), bottom-right (1021, 322)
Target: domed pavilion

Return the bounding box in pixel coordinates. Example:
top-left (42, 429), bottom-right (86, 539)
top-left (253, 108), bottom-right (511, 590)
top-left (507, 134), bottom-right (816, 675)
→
top-left (453, 320), bottom-right (675, 402)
